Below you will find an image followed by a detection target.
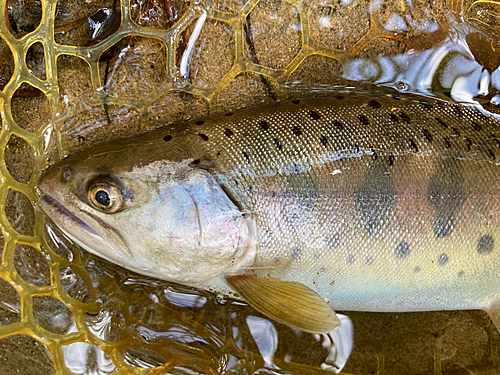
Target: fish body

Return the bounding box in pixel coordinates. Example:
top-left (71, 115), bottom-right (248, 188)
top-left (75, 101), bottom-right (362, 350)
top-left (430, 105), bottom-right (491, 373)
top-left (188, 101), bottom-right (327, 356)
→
top-left (38, 93), bottom-right (500, 332)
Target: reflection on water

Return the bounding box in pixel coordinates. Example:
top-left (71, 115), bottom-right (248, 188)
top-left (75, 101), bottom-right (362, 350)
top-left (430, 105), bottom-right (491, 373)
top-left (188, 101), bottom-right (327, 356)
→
top-left (0, 0), bottom-right (499, 373)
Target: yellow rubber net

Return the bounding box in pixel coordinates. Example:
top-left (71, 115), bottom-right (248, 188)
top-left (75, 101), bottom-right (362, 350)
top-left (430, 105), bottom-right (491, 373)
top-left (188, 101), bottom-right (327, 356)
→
top-left (0, 0), bottom-right (499, 373)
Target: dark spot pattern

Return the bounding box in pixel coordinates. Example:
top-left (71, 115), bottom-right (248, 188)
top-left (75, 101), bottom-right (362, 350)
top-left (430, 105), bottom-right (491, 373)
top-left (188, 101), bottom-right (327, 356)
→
top-left (292, 126), bottom-right (302, 136)
top-left (198, 133), bottom-right (209, 141)
top-left (438, 253), bottom-right (449, 265)
top-left (436, 102), bottom-right (445, 109)
top-left (259, 121), bottom-right (270, 130)
top-left (313, 252), bottom-right (322, 260)
top-left (292, 99), bottom-right (300, 104)
top-left (414, 266), bottom-right (421, 273)
top-left (472, 121), bottom-right (482, 131)
top-left (368, 100), bottom-right (381, 108)
top-left (422, 129), bottom-right (433, 143)
top-left (224, 112), bottom-right (234, 116)
top-left (195, 120), bottom-right (205, 125)
top-left (458, 271), bottom-right (464, 277)
top-left (356, 161), bottom-right (395, 236)
top-left (371, 148), bottom-right (378, 160)
top-left (453, 104), bottom-right (463, 117)
top-left (320, 135), bottom-right (329, 147)
top-left (347, 254), bottom-right (355, 264)
top-left (358, 114), bottom-right (370, 126)
top-left (292, 248), bottom-right (303, 261)
top-left (488, 149), bottom-right (495, 160)
top-left (477, 235), bottom-right (494, 254)
top-left (354, 144), bottom-right (360, 153)
top-left (451, 127), bottom-right (460, 136)
top-left (400, 112), bottom-right (411, 124)
top-left (409, 139), bottom-right (418, 153)
top-left (273, 138), bottom-right (282, 151)
top-left (429, 159), bottom-right (467, 238)
top-left (335, 95), bottom-right (345, 100)
top-left (325, 233), bottom-right (340, 249)
top-left (243, 151), bottom-right (250, 162)
top-left (444, 137), bottom-right (451, 148)
top-left (389, 113), bottom-right (399, 122)
top-left (436, 117), bottom-right (448, 128)
top-left (387, 154), bottom-right (394, 166)
top-left (492, 134), bottom-right (500, 148)
top-left (395, 242), bottom-right (410, 259)
top-left (365, 256), bottom-right (374, 265)
top-left (310, 110), bottom-right (321, 120)
top-left (418, 99), bottom-right (432, 109)
top-left (333, 120), bottom-right (344, 130)
top-left (224, 128), bottom-right (234, 137)
top-left (465, 137), bottom-right (472, 151)
top-left (163, 135), bottom-right (172, 142)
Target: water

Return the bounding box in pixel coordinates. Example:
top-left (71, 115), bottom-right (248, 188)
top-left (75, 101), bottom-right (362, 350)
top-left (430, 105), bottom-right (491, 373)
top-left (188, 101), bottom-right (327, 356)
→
top-left (0, 0), bottom-right (499, 373)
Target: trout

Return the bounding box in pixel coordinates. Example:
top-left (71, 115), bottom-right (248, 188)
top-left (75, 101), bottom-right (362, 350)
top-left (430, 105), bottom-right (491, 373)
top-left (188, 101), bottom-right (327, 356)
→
top-left (38, 93), bottom-right (500, 334)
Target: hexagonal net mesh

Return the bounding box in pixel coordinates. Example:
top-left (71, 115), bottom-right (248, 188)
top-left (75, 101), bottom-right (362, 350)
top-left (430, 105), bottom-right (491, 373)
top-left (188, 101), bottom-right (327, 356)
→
top-left (0, 0), bottom-right (498, 373)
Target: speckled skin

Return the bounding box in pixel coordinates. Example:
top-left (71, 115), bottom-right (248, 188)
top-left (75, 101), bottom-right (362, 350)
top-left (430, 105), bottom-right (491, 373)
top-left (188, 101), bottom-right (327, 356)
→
top-left (39, 93), bottom-right (500, 317)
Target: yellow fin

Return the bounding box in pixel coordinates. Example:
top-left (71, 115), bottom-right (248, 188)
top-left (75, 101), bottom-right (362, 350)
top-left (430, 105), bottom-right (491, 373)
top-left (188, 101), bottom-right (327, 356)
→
top-left (226, 274), bottom-right (340, 333)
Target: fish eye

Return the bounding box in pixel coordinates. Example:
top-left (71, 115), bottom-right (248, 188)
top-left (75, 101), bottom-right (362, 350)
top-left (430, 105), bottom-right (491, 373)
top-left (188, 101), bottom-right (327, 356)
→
top-left (88, 180), bottom-right (123, 213)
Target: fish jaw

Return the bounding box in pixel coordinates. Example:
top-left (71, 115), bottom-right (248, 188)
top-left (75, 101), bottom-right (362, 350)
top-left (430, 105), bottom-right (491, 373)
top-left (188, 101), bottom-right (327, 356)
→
top-left (39, 184), bottom-right (134, 263)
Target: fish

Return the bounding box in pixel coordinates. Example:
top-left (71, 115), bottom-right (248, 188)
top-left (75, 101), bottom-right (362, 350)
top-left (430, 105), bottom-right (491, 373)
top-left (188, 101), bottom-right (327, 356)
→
top-left (38, 92), bottom-right (500, 334)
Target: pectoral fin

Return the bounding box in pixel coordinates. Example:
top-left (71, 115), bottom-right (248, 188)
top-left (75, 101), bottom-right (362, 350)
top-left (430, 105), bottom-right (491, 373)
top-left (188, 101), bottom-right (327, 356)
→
top-left (225, 274), bottom-right (340, 333)
top-left (486, 301), bottom-right (500, 332)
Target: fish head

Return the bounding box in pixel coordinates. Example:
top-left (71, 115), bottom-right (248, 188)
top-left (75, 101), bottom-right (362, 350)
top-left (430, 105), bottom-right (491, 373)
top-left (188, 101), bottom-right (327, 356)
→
top-left (38, 143), bottom-right (254, 285)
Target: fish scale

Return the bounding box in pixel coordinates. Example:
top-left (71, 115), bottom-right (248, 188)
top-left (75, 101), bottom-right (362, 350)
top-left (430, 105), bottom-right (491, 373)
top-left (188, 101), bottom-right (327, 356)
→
top-left (38, 93), bottom-right (500, 333)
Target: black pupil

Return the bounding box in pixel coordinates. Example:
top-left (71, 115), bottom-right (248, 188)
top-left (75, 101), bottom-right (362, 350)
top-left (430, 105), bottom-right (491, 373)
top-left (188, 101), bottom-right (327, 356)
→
top-left (95, 190), bottom-right (111, 206)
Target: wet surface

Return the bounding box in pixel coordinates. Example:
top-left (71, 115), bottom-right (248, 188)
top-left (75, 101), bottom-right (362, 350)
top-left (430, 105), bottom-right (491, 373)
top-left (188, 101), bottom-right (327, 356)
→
top-left (0, 0), bottom-right (500, 373)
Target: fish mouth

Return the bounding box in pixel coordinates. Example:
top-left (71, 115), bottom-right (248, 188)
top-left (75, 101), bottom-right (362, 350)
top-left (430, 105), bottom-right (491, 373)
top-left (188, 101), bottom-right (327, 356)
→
top-left (39, 194), bottom-right (132, 260)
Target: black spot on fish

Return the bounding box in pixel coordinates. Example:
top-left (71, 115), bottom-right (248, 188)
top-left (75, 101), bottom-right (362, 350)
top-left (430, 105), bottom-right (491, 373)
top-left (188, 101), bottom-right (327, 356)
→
top-left (325, 233), bottom-right (340, 249)
top-left (259, 121), bottom-right (270, 131)
top-left (395, 242), bottom-right (410, 259)
top-left (333, 120), bottom-right (344, 130)
top-left (400, 112), bottom-right (411, 124)
top-left (358, 114), bottom-right (370, 126)
top-left (292, 126), bottom-right (302, 136)
top-left (347, 254), bottom-right (355, 264)
top-left (436, 117), bottom-right (448, 128)
top-left (465, 137), bottom-right (472, 151)
top-left (488, 149), bottom-right (495, 160)
top-left (472, 121), bottom-right (482, 131)
top-left (273, 138), bottom-right (282, 151)
top-left (492, 134), bottom-right (500, 148)
top-left (310, 110), bottom-right (321, 120)
top-left (429, 159), bottom-right (467, 238)
top-left (458, 271), bottom-right (464, 277)
top-left (356, 160), bottom-right (395, 236)
top-left (365, 256), bottom-right (374, 265)
top-left (243, 151), bottom-right (250, 162)
top-left (444, 137), bottom-right (451, 148)
top-left (320, 135), bottom-right (329, 147)
top-left (452, 127), bottom-right (460, 136)
top-left (371, 148), bottom-right (378, 160)
top-left (438, 253), bottom-right (449, 265)
top-left (419, 99), bottom-right (433, 109)
top-left (392, 94), bottom-right (401, 100)
top-left (354, 144), bottom-right (360, 153)
top-left (163, 135), bottom-right (172, 142)
top-left (225, 112), bottom-right (234, 116)
top-left (273, 257), bottom-right (280, 264)
top-left (414, 266), bottom-right (421, 273)
top-left (336, 95), bottom-right (345, 100)
top-left (387, 153), bottom-right (394, 166)
top-left (292, 249), bottom-right (303, 261)
top-left (292, 99), bottom-right (300, 104)
top-left (409, 139), bottom-right (418, 153)
top-left (477, 235), bottom-right (494, 254)
top-left (422, 129), bottom-right (433, 143)
top-left (453, 104), bottom-right (463, 117)
top-left (436, 102), bottom-right (446, 110)
top-left (224, 128), bottom-right (234, 138)
top-left (368, 100), bottom-right (382, 108)
top-left (389, 112), bottom-right (399, 122)
top-left (195, 120), bottom-right (205, 125)
top-left (198, 133), bottom-right (209, 141)
top-left (313, 252), bottom-right (322, 260)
